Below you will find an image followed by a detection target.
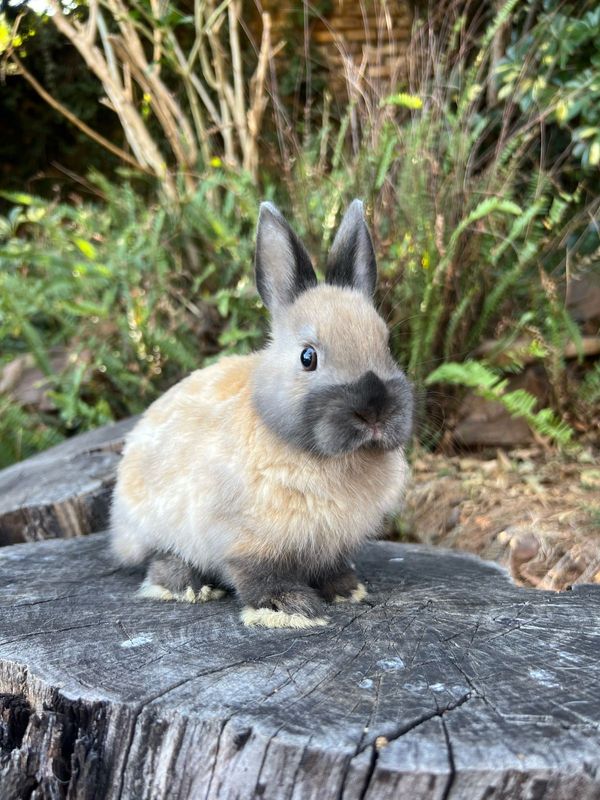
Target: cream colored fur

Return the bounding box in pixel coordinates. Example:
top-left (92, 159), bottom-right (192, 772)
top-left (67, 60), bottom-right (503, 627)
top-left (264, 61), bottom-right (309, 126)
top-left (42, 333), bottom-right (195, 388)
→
top-left (110, 284), bottom-right (410, 624)
top-left (111, 352), bottom-right (407, 567)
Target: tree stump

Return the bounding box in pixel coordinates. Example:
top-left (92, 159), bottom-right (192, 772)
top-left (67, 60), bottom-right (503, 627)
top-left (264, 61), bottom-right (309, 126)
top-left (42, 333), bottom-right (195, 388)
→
top-left (1, 534), bottom-right (599, 799)
top-left (0, 418), bottom-right (136, 547)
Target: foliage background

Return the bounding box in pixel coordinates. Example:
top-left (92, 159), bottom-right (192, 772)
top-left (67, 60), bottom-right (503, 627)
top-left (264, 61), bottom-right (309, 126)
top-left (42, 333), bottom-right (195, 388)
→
top-left (0, 0), bottom-right (598, 467)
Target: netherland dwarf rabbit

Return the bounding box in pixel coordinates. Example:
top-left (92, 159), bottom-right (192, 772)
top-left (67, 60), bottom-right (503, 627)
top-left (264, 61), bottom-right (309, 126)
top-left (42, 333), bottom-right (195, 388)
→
top-left (110, 200), bottom-right (413, 628)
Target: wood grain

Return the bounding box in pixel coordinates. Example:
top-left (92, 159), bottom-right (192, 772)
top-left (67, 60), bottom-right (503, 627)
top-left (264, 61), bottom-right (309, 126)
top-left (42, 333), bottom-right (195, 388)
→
top-left (1, 534), bottom-right (599, 798)
top-left (0, 418), bottom-right (136, 546)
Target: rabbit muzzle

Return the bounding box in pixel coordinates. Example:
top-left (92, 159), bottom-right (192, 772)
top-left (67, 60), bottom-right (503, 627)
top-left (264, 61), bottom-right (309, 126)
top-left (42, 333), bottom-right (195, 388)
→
top-left (303, 370), bottom-right (414, 456)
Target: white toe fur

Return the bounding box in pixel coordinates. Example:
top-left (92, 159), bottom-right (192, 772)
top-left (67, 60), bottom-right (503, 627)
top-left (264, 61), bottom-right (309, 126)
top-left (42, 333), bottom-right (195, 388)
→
top-left (136, 581), bottom-right (226, 603)
top-left (350, 582), bottom-right (368, 602)
top-left (175, 586), bottom-right (198, 603)
top-left (196, 585), bottom-right (226, 602)
top-left (240, 607), bottom-right (329, 629)
top-left (136, 579), bottom-right (175, 601)
top-left (334, 582), bottom-right (368, 604)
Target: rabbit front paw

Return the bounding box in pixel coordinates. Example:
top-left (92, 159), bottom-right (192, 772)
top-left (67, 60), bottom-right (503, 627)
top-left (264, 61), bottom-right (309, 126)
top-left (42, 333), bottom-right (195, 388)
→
top-left (136, 579), bottom-right (225, 603)
top-left (240, 588), bottom-right (328, 629)
top-left (240, 605), bottom-right (328, 629)
top-left (230, 561), bottom-right (328, 628)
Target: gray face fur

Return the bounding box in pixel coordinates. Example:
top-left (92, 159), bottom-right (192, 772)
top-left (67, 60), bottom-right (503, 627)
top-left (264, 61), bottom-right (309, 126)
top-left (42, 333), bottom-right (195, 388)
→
top-left (253, 200), bottom-right (414, 457)
top-left (299, 370), bottom-right (413, 455)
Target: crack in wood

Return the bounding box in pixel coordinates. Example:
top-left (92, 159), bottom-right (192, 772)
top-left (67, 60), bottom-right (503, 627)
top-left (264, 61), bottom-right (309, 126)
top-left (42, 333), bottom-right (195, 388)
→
top-left (203, 717), bottom-right (230, 800)
top-left (0, 622), bottom-right (101, 648)
top-left (0, 693), bottom-right (32, 754)
top-left (359, 690), bottom-right (473, 757)
top-left (356, 741), bottom-right (378, 800)
top-left (351, 692), bottom-right (474, 799)
top-left (115, 702), bottom-right (144, 800)
top-left (440, 718), bottom-right (455, 800)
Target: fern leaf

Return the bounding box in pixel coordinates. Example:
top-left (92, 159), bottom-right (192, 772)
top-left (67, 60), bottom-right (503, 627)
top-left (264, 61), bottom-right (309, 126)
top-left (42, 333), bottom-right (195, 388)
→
top-left (426, 360), bottom-right (575, 447)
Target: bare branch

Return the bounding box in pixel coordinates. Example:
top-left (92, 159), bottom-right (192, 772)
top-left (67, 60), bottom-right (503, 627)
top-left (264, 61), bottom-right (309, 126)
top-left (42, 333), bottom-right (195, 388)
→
top-left (96, 7), bottom-right (120, 87)
top-left (40, 0), bottom-right (272, 185)
top-left (9, 53), bottom-right (146, 173)
top-left (103, 0), bottom-right (197, 168)
top-left (47, 0), bottom-right (176, 197)
top-left (246, 12), bottom-right (271, 175)
top-left (167, 30), bottom-right (222, 128)
top-left (149, 0), bottom-right (163, 73)
top-left (86, 0), bottom-right (98, 47)
top-left (204, 0), bottom-right (236, 165)
top-left (228, 0), bottom-right (248, 153)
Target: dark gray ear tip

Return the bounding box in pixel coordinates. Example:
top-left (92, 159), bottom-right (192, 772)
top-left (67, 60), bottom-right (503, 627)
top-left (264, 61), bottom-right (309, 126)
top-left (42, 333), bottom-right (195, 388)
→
top-left (335, 199), bottom-right (368, 232)
top-left (258, 201), bottom-right (283, 222)
top-left (343, 199), bottom-right (367, 224)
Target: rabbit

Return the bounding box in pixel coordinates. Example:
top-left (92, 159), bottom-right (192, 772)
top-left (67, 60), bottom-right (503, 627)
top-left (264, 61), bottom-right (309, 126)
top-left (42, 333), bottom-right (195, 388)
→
top-left (110, 199), bottom-right (414, 628)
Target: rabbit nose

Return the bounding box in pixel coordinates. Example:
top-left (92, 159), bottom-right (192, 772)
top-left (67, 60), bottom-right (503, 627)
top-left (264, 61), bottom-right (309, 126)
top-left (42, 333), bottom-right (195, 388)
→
top-left (354, 408), bottom-right (379, 425)
top-left (353, 371), bottom-right (387, 424)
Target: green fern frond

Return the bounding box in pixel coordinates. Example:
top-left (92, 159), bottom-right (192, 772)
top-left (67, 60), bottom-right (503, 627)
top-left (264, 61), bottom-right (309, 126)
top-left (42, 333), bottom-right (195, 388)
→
top-left (444, 285), bottom-right (479, 360)
top-left (413, 198), bottom-right (523, 377)
top-left (426, 360), bottom-right (575, 447)
top-left (580, 362), bottom-right (600, 405)
top-left (489, 200), bottom-right (546, 265)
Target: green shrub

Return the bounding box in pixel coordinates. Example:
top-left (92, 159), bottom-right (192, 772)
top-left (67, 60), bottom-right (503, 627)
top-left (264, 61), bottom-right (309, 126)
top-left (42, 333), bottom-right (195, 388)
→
top-left (0, 170), bottom-right (264, 466)
top-left (1, 0), bottom-right (597, 466)
top-left (498, 0), bottom-right (600, 171)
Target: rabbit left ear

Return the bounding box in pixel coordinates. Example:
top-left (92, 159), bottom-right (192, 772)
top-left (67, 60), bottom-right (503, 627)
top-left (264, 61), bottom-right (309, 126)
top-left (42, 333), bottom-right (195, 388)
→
top-left (326, 199), bottom-right (377, 298)
top-left (255, 202), bottom-right (317, 311)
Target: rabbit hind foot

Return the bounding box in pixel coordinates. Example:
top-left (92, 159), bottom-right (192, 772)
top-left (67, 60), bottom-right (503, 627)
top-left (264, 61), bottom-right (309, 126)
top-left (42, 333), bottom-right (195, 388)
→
top-left (136, 552), bottom-right (226, 604)
top-left (334, 582), bottom-right (368, 604)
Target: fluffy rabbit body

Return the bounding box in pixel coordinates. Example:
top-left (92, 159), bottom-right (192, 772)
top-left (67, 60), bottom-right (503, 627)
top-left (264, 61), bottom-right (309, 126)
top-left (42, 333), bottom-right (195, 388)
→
top-left (110, 200), bottom-right (413, 628)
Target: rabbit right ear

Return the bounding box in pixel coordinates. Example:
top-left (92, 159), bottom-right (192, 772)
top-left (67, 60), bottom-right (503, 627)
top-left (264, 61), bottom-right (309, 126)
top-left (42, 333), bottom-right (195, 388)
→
top-left (255, 202), bottom-right (317, 311)
top-left (326, 199), bottom-right (377, 298)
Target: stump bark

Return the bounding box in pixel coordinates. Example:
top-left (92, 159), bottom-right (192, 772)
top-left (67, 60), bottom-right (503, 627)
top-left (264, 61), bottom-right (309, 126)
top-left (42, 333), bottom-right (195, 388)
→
top-left (0, 418), bottom-right (136, 546)
top-left (1, 533), bottom-right (599, 799)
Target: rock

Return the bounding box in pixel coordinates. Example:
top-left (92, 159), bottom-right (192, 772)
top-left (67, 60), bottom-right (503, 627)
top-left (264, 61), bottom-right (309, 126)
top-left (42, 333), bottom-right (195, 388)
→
top-left (453, 394), bottom-right (533, 447)
top-left (567, 267), bottom-right (600, 329)
top-left (453, 367), bottom-right (550, 448)
top-left (0, 348), bottom-right (89, 411)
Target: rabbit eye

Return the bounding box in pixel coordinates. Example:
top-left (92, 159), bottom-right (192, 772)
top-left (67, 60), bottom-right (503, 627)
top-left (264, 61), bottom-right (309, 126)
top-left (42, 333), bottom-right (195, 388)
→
top-left (300, 347), bottom-right (317, 371)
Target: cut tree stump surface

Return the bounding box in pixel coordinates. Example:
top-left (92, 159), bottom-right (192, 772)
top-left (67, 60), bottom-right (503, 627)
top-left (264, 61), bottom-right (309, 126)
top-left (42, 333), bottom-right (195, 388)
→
top-left (1, 535), bottom-right (600, 799)
top-left (0, 418), bottom-right (136, 546)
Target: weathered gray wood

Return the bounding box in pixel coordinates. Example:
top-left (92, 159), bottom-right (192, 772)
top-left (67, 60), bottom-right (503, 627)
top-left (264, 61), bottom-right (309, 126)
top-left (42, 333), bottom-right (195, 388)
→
top-left (1, 535), bottom-right (599, 799)
top-left (0, 418), bottom-right (136, 546)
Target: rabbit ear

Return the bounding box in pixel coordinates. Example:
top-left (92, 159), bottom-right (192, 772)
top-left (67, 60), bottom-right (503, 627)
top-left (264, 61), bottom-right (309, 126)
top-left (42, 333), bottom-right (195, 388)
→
top-left (255, 202), bottom-right (317, 311)
top-left (326, 199), bottom-right (377, 297)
